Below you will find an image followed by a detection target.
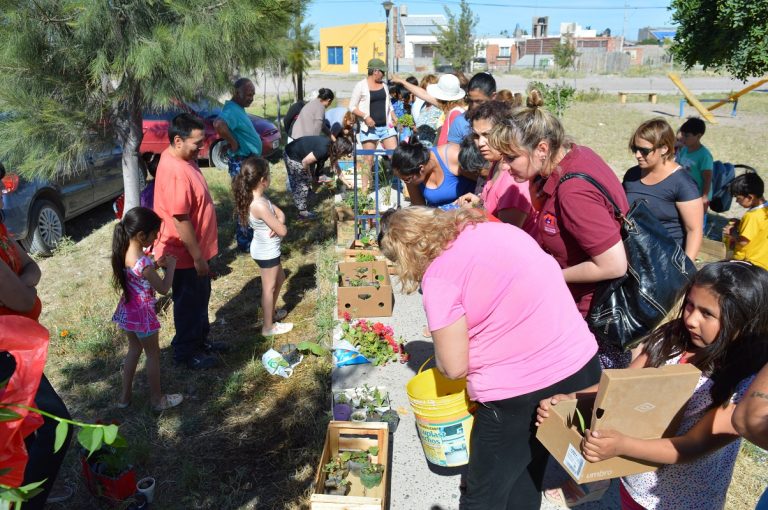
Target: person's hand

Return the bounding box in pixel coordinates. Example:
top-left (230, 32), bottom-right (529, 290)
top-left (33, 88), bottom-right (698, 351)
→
top-left (193, 257), bottom-right (209, 277)
top-left (536, 394), bottom-right (573, 426)
top-left (389, 73), bottom-right (404, 84)
top-left (268, 229), bottom-right (277, 238)
top-left (364, 116), bottom-right (375, 128)
top-left (581, 429), bottom-right (626, 462)
top-left (456, 193), bottom-right (481, 209)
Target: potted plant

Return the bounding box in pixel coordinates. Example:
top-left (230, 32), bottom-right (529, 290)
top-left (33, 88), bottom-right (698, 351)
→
top-left (332, 393), bottom-right (352, 421)
top-left (350, 409), bottom-right (367, 423)
top-left (322, 455), bottom-right (350, 496)
top-left (380, 409), bottom-right (400, 433)
top-left (340, 446), bottom-right (378, 475)
top-left (359, 459), bottom-right (385, 489)
top-left (372, 387), bottom-right (390, 414)
top-left (81, 441), bottom-right (137, 501)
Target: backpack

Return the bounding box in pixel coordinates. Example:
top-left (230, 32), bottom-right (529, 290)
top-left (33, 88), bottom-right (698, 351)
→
top-left (283, 101), bottom-right (306, 137)
top-left (710, 162), bottom-right (756, 213)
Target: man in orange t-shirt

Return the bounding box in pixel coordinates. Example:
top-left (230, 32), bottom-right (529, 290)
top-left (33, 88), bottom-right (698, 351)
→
top-left (154, 113), bottom-right (223, 369)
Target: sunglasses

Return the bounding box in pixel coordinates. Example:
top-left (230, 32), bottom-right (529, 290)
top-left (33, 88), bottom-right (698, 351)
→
top-left (631, 145), bottom-right (656, 157)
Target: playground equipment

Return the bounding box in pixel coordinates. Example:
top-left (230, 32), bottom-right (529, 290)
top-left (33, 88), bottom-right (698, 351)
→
top-left (669, 73), bottom-right (768, 122)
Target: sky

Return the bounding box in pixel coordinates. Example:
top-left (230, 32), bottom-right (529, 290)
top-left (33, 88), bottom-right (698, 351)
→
top-left (306, 0), bottom-right (675, 41)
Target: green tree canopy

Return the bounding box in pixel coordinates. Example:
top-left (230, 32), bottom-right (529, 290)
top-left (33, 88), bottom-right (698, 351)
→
top-left (0, 0), bottom-right (298, 211)
top-left (553, 40), bottom-right (578, 70)
top-left (434, 0), bottom-right (478, 72)
top-left (670, 0), bottom-right (768, 80)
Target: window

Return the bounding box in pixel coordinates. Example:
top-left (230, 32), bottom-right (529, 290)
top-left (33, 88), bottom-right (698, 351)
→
top-left (499, 46), bottom-right (511, 58)
top-left (328, 46), bottom-right (343, 65)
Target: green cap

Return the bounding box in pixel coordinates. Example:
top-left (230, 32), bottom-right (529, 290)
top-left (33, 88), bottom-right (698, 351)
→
top-left (367, 58), bottom-right (387, 71)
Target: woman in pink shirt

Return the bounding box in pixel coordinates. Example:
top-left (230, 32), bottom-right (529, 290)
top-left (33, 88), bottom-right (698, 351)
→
top-left (378, 207), bottom-right (600, 510)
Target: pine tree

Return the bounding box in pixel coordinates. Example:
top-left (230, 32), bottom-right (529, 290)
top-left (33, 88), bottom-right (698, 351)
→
top-left (0, 0), bottom-right (297, 211)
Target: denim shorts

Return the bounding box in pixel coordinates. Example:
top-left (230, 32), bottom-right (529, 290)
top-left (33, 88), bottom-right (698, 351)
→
top-left (359, 125), bottom-right (397, 143)
top-left (136, 329), bottom-right (159, 339)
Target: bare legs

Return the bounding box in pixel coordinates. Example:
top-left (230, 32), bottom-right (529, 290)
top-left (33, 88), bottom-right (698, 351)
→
top-left (120, 332), bottom-right (180, 409)
top-left (261, 264), bottom-right (288, 335)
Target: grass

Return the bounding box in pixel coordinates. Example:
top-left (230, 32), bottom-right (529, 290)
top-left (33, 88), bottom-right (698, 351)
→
top-left (29, 89), bottom-right (768, 509)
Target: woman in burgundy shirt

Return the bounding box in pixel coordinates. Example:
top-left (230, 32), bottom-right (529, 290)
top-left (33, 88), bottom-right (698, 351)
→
top-left (488, 90), bottom-right (631, 368)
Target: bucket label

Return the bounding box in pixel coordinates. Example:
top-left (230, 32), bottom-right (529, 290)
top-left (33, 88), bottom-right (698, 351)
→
top-left (415, 413), bottom-right (473, 467)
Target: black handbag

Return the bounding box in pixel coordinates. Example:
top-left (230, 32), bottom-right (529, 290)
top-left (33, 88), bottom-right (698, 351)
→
top-left (559, 172), bottom-right (697, 350)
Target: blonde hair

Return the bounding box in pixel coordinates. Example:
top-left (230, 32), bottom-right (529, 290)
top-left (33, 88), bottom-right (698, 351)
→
top-left (419, 74), bottom-right (438, 89)
top-left (630, 118), bottom-right (676, 162)
top-left (438, 98), bottom-right (466, 114)
top-left (379, 207), bottom-right (487, 293)
top-left (486, 89), bottom-right (568, 178)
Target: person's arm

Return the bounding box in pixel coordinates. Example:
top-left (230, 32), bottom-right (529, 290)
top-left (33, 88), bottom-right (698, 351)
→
top-left (431, 315), bottom-right (469, 380)
top-left (390, 74), bottom-right (438, 106)
top-left (15, 243), bottom-right (41, 288)
top-left (562, 240), bottom-right (627, 284)
top-left (213, 119), bottom-right (239, 154)
top-left (349, 82), bottom-right (375, 129)
top-left (676, 198), bottom-right (704, 260)
top-left (251, 201), bottom-right (288, 238)
top-left (0, 258), bottom-right (37, 312)
top-left (273, 204), bottom-right (286, 224)
top-left (172, 214), bottom-right (208, 276)
top-left (143, 255), bottom-right (176, 295)
top-left (301, 151), bottom-right (318, 173)
top-left (456, 192), bottom-right (481, 208)
top-left (582, 402), bottom-right (741, 464)
top-left (405, 181), bottom-right (425, 206)
top-left (701, 169), bottom-right (712, 209)
top-left (733, 363), bottom-right (768, 449)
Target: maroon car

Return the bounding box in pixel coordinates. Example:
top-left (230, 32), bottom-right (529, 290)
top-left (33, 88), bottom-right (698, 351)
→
top-left (141, 100), bottom-right (282, 169)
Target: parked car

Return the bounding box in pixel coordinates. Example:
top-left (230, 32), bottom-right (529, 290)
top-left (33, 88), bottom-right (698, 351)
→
top-left (141, 100), bottom-right (282, 170)
top-left (471, 57), bottom-right (488, 72)
top-left (1, 143), bottom-right (124, 255)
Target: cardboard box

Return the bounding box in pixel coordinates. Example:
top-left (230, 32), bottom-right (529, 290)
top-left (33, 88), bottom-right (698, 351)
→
top-left (536, 364), bottom-right (701, 483)
top-left (544, 479), bottom-right (610, 507)
top-left (310, 422), bottom-right (389, 510)
top-left (337, 261), bottom-right (393, 318)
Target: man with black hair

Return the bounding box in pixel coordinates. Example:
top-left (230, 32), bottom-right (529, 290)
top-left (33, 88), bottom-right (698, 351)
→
top-left (155, 113), bottom-right (224, 370)
top-left (676, 117), bottom-right (714, 211)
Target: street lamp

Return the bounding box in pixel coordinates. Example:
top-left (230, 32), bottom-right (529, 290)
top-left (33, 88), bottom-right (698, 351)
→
top-left (382, 1), bottom-right (393, 75)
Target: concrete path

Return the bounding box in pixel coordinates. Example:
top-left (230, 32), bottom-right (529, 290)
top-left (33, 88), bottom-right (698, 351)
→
top-left (332, 278), bottom-right (621, 509)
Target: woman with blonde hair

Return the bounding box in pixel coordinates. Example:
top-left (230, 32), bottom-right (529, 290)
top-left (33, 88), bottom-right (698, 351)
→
top-left (487, 90), bottom-right (631, 368)
top-left (623, 118), bottom-right (703, 259)
top-left (378, 206), bottom-right (600, 510)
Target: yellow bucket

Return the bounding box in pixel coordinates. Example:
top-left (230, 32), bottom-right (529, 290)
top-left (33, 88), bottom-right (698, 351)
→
top-left (406, 358), bottom-right (475, 467)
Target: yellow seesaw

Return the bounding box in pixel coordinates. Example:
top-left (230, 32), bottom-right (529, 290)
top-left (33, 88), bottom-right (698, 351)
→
top-left (669, 72), bottom-right (768, 123)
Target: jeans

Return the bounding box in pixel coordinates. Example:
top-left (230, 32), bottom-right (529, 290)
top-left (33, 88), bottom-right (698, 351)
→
top-left (171, 267), bottom-right (211, 362)
top-left (228, 156), bottom-right (254, 251)
top-left (464, 355), bottom-right (601, 510)
top-left (23, 375), bottom-right (73, 510)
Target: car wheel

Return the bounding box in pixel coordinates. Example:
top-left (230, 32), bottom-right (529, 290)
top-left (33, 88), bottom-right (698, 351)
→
top-left (210, 140), bottom-right (230, 171)
top-left (27, 200), bottom-right (65, 256)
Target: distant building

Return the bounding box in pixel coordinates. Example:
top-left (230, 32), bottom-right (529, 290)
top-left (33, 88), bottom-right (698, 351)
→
top-left (476, 37), bottom-right (518, 71)
top-left (399, 12), bottom-right (448, 72)
top-left (532, 16), bottom-right (549, 38)
top-left (319, 23), bottom-right (385, 74)
top-left (559, 22), bottom-right (597, 38)
top-left (637, 27), bottom-right (677, 43)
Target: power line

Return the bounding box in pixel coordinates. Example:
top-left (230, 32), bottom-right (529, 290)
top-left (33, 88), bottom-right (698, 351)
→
top-left (314, 0), bottom-right (668, 9)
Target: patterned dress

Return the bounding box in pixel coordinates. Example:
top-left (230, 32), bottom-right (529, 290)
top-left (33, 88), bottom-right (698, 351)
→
top-left (112, 256), bottom-right (160, 335)
top-left (621, 354), bottom-right (753, 509)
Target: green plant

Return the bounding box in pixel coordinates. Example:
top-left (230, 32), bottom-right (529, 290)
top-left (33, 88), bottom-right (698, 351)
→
top-left (528, 80), bottom-right (576, 117)
top-left (397, 114), bottom-right (414, 128)
top-left (355, 253), bottom-right (376, 262)
top-left (359, 460), bottom-right (384, 489)
top-left (339, 318), bottom-right (405, 365)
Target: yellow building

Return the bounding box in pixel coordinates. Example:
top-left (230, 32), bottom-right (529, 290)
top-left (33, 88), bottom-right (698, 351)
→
top-left (319, 23), bottom-right (385, 74)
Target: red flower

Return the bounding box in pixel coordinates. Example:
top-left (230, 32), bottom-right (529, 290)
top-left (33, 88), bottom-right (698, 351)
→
top-left (342, 312), bottom-right (351, 322)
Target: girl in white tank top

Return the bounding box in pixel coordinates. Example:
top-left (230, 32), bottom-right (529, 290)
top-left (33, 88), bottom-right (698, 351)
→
top-left (232, 158), bottom-right (293, 336)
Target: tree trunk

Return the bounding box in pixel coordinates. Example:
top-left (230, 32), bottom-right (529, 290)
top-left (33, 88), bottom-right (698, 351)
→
top-left (115, 80), bottom-right (144, 213)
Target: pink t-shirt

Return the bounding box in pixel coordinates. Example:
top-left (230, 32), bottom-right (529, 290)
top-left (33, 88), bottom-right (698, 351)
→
top-left (480, 162), bottom-right (537, 236)
top-left (154, 148), bottom-right (219, 269)
top-left (422, 221), bottom-right (597, 402)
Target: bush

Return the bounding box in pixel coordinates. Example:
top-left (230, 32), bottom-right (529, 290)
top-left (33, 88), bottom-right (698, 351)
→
top-left (527, 80), bottom-right (576, 117)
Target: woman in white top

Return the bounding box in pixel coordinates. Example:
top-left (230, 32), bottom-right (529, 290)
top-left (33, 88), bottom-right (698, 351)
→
top-left (232, 157), bottom-right (293, 336)
top-left (349, 58), bottom-right (398, 190)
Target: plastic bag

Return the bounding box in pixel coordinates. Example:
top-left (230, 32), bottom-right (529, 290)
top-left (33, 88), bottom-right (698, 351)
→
top-left (0, 316), bottom-right (49, 487)
top-left (332, 340), bottom-right (370, 367)
top-left (261, 346), bottom-right (303, 378)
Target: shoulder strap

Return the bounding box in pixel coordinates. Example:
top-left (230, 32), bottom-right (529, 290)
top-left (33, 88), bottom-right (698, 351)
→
top-left (559, 172), bottom-right (623, 218)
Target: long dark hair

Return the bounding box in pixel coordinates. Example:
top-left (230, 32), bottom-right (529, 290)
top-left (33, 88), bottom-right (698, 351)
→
top-left (111, 207), bottom-right (162, 302)
top-left (644, 261), bottom-right (768, 407)
top-left (232, 157), bottom-right (270, 226)
top-left (391, 139), bottom-right (430, 177)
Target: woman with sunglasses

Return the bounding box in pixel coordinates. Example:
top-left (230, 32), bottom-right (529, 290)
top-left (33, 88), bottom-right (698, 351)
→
top-left (487, 90), bottom-right (631, 369)
top-left (623, 118), bottom-right (703, 260)
top-left (377, 206), bottom-right (600, 510)
top-left (391, 139), bottom-right (476, 208)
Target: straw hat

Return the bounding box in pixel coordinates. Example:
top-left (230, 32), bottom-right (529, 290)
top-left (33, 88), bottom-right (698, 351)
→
top-left (426, 74), bottom-right (465, 101)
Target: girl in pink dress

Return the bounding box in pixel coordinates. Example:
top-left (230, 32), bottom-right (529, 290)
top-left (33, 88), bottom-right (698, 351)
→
top-left (112, 207), bottom-right (182, 412)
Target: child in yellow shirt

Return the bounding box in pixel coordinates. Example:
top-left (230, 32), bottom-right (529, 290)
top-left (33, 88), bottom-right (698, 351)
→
top-left (724, 172), bottom-right (768, 269)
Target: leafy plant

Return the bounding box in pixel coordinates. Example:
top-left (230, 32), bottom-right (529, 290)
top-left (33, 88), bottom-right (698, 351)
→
top-left (397, 114), bottom-right (414, 128)
top-left (355, 253), bottom-right (376, 262)
top-left (528, 80), bottom-right (576, 117)
top-left (339, 318), bottom-right (407, 365)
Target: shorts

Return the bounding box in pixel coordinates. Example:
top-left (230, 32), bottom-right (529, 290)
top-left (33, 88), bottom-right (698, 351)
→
top-left (135, 329), bottom-right (159, 339)
top-left (254, 256), bottom-right (281, 269)
top-left (359, 125), bottom-right (397, 143)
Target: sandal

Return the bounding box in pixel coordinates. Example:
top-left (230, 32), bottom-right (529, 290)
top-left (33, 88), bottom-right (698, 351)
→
top-left (116, 400), bottom-right (131, 409)
top-left (263, 322), bottom-right (294, 336)
top-left (298, 211), bottom-right (318, 221)
top-left (274, 308), bottom-right (288, 322)
top-left (153, 393), bottom-right (183, 412)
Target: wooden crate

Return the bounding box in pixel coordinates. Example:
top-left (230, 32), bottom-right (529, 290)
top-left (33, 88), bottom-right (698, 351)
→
top-left (311, 422), bottom-right (389, 510)
top-left (698, 237), bottom-right (727, 263)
